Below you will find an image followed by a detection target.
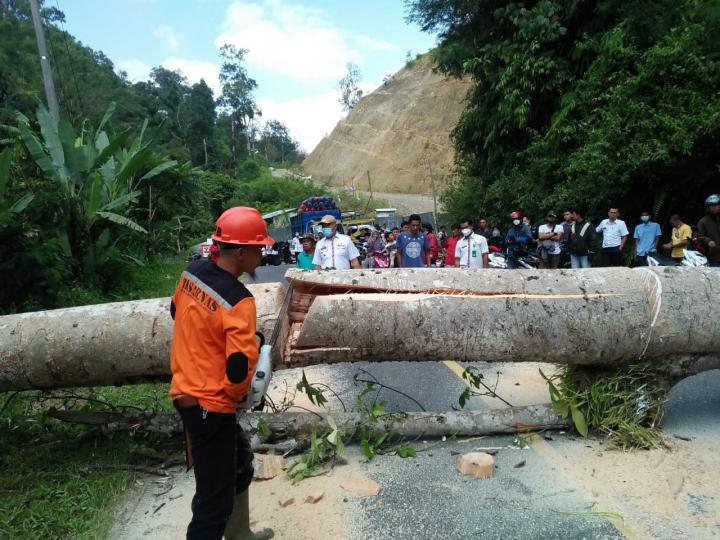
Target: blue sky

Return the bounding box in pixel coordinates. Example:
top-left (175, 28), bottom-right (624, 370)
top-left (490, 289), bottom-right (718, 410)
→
top-left (59, 0), bottom-right (437, 151)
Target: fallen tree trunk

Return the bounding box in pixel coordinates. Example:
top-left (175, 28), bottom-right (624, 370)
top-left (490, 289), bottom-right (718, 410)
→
top-left (47, 404), bottom-right (569, 438)
top-left (1, 268), bottom-right (719, 391)
top-left (281, 267), bottom-right (720, 375)
top-left (0, 283), bottom-right (286, 391)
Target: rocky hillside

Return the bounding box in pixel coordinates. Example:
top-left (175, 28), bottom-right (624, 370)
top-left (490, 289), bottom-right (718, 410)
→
top-left (302, 56), bottom-right (472, 195)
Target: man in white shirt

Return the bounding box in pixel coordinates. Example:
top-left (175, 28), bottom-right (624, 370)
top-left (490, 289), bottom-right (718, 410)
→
top-left (538, 210), bottom-right (564, 268)
top-left (312, 215), bottom-right (361, 270)
top-left (454, 218), bottom-right (489, 268)
top-left (290, 233), bottom-right (302, 261)
top-left (595, 207), bottom-right (629, 266)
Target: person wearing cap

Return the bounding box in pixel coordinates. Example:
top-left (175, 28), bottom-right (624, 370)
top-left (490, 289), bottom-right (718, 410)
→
top-left (538, 210), bottom-right (564, 268)
top-left (170, 207), bottom-right (274, 540)
top-left (296, 234), bottom-right (316, 269)
top-left (698, 194), bottom-right (720, 266)
top-left (312, 214), bottom-right (361, 269)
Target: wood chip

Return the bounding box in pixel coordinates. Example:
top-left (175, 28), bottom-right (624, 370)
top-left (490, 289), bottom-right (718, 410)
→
top-left (304, 491), bottom-right (325, 504)
top-left (457, 452), bottom-right (494, 479)
top-left (253, 453), bottom-right (285, 480)
top-left (340, 473), bottom-right (382, 496)
top-left (278, 497), bottom-right (295, 508)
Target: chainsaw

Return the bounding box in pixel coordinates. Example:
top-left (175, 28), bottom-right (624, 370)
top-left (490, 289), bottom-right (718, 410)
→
top-left (237, 284), bottom-right (292, 411)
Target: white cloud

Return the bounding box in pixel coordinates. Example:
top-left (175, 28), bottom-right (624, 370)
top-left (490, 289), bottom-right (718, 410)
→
top-left (162, 58), bottom-right (221, 97)
top-left (354, 34), bottom-right (396, 51)
top-left (153, 25), bottom-right (180, 52)
top-left (258, 92), bottom-right (344, 153)
top-left (215, 0), bottom-right (359, 81)
top-left (116, 59), bottom-right (151, 82)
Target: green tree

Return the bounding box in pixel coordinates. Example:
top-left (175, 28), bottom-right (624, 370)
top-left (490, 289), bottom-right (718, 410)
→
top-left (257, 119), bottom-right (301, 165)
top-left (217, 44), bottom-right (259, 166)
top-left (17, 103), bottom-right (177, 277)
top-left (184, 79), bottom-right (216, 166)
top-left (338, 62), bottom-right (363, 111)
top-left (407, 0), bottom-right (720, 226)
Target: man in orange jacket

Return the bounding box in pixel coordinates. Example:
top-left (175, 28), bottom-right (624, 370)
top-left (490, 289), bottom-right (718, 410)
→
top-left (170, 207), bottom-right (274, 540)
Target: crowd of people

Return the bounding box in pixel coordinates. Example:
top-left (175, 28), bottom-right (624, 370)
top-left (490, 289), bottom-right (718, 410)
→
top-left (293, 195), bottom-right (720, 270)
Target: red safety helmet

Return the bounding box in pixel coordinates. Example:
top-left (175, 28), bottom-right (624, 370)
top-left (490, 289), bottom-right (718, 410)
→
top-left (510, 210), bottom-right (523, 219)
top-left (212, 207), bottom-right (275, 246)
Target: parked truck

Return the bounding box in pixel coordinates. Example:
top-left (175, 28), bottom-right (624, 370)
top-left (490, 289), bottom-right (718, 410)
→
top-left (290, 196), bottom-right (342, 236)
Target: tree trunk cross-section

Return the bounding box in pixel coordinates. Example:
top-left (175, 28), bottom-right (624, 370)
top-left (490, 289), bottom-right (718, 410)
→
top-left (0, 267), bottom-right (718, 391)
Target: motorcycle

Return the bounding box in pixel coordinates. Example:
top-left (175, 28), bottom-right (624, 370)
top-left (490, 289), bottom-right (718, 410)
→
top-left (647, 249), bottom-right (708, 267)
top-left (488, 251), bottom-right (507, 269)
top-left (513, 248), bottom-right (542, 269)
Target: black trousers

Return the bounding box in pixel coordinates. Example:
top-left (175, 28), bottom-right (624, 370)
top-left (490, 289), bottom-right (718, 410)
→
top-left (600, 247), bottom-right (623, 267)
top-left (177, 405), bottom-right (254, 540)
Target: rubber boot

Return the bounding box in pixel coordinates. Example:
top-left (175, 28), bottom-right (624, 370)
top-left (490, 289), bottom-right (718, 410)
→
top-left (223, 489), bottom-right (274, 540)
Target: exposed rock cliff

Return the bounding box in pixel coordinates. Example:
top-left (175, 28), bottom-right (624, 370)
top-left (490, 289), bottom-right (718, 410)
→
top-left (302, 56), bottom-right (471, 195)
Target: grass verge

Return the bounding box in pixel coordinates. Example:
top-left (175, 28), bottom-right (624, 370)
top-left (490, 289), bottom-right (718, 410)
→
top-left (0, 256), bottom-right (185, 539)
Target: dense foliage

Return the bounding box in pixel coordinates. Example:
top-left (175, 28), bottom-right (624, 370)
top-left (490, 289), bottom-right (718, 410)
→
top-left (407, 0), bottom-right (720, 227)
top-left (0, 1), bottom-right (311, 313)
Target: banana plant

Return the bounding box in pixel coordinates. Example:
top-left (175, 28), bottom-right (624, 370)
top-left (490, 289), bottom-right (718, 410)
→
top-left (0, 148), bottom-right (34, 228)
top-left (17, 103), bottom-right (177, 276)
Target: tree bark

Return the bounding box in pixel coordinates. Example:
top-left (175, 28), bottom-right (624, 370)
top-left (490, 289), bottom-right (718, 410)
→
top-left (47, 405), bottom-right (569, 439)
top-left (281, 267), bottom-right (720, 375)
top-left (0, 283), bottom-right (286, 391)
top-left (1, 267), bottom-right (718, 391)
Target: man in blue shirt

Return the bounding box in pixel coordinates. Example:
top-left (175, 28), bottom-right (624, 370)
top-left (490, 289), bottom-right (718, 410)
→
top-left (633, 211), bottom-right (662, 266)
top-left (396, 214), bottom-right (430, 267)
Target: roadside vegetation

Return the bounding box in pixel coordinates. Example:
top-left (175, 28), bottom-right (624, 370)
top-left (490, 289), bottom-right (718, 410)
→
top-left (407, 0), bottom-right (720, 227)
top-left (0, 3), bottom-right (343, 536)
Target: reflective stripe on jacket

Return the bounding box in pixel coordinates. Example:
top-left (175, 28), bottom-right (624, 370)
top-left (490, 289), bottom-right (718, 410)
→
top-left (170, 259), bottom-right (258, 413)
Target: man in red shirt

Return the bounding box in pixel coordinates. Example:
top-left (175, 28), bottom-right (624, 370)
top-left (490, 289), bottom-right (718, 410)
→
top-left (444, 224), bottom-right (461, 267)
top-left (424, 223), bottom-right (441, 265)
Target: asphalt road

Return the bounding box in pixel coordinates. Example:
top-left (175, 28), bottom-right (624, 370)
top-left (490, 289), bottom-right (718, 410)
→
top-left (243, 265), bottom-right (720, 539)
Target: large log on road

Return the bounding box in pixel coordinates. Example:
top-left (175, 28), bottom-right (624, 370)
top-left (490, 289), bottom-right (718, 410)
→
top-left (281, 267), bottom-right (720, 376)
top-left (1, 267), bottom-right (719, 391)
top-left (0, 283), bottom-right (286, 391)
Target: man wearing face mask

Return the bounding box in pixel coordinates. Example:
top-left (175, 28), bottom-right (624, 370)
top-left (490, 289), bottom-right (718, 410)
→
top-left (454, 218), bottom-right (489, 269)
top-left (312, 215), bottom-right (361, 270)
top-left (505, 210), bottom-right (533, 269)
top-left (632, 211), bottom-right (662, 266)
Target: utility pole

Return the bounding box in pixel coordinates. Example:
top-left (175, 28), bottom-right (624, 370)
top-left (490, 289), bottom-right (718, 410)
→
top-left (428, 162), bottom-right (438, 230)
top-left (29, 0), bottom-right (60, 124)
top-left (362, 170), bottom-right (374, 218)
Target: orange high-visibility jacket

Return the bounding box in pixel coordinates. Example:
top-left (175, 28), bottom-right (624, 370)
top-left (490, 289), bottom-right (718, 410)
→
top-left (169, 259), bottom-right (258, 413)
